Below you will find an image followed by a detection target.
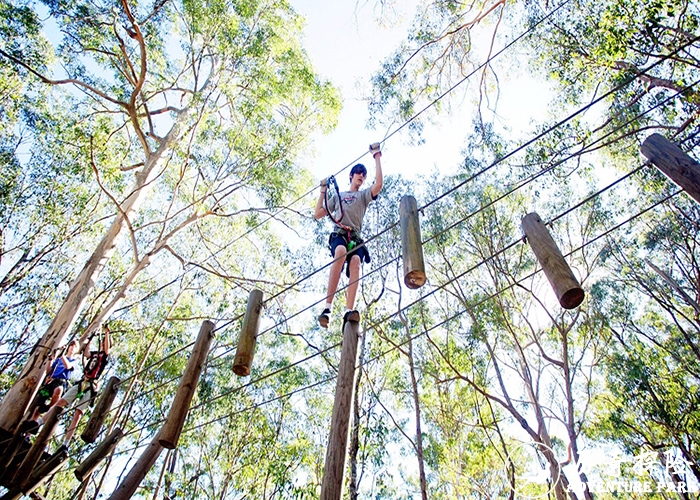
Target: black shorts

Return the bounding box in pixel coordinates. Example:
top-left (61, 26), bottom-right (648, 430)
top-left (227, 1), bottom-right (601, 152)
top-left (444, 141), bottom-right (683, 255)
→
top-left (35, 378), bottom-right (68, 413)
top-left (329, 232), bottom-right (371, 277)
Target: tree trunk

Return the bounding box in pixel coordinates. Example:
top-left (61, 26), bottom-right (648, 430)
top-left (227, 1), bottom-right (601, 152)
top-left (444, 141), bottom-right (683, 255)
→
top-left (405, 325), bottom-right (428, 500)
top-left (0, 118), bottom-right (184, 432)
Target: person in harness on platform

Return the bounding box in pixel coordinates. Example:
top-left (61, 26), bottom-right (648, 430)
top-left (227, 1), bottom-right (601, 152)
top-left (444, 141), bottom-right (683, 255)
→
top-left (52, 324), bottom-right (111, 451)
top-left (314, 143), bottom-right (383, 328)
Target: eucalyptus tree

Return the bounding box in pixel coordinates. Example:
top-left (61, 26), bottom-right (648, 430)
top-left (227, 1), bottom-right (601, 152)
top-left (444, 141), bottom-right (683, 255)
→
top-left (369, 0), bottom-right (700, 146)
top-left (588, 194), bottom-right (700, 487)
top-left (0, 0), bottom-right (340, 433)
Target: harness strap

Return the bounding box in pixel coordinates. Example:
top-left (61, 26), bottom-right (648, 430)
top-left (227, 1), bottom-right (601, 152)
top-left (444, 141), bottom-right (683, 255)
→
top-left (324, 176), bottom-right (353, 232)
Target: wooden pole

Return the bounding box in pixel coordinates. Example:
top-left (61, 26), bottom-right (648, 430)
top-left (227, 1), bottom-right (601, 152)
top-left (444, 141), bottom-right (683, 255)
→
top-left (108, 435), bottom-right (164, 500)
top-left (9, 405), bottom-right (63, 489)
top-left (158, 320), bottom-right (215, 449)
top-left (22, 447), bottom-right (69, 496)
top-left (400, 195), bottom-right (427, 289)
top-left (521, 213), bottom-right (585, 309)
top-left (81, 376), bottom-right (121, 443)
top-left (641, 133), bottom-right (700, 205)
top-left (232, 289), bottom-right (263, 377)
top-left (320, 315), bottom-right (361, 500)
top-left (75, 427), bottom-right (123, 481)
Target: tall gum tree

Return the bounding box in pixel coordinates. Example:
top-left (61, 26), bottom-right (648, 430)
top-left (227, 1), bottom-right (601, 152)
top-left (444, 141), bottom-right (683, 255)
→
top-left (0, 0), bottom-right (340, 432)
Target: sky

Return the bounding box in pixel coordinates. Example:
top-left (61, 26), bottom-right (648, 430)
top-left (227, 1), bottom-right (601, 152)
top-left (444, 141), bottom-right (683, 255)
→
top-left (289, 0), bottom-right (555, 189)
top-left (290, 0), bottom-right (467, 183)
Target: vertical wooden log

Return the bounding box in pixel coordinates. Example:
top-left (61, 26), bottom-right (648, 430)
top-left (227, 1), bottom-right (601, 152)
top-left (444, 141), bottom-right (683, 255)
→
top-left (81, 376), bottom-right (121, 443)
top-left (22, 447), bottom-right (69, 496)
top-left (158, 320), bottom-right (215, 449)
top-left (75, 427), bottom-right (123, 481)
top-left (9, 405), bottom-right (63, 489)
top-left (108, 435), bottom-right (164, 500)
top-left (232, 289), bottom-right (263, 377)
top-left (522, 213), bottom-right (584, 309)
top-left (641, 133), bottom-right (700, 205)
top-left (320, 316), bottom-right (361, 500)
top-left (400, 195), bottom-right (427, 289)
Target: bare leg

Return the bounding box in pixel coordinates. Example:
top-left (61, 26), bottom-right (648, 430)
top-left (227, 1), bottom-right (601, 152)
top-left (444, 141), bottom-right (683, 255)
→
top-left (325, 246), bottom-right (347, 305)
top-left (50, 386), bottom-right (63, 407)
top-left (346, 254), bottom-right (361, 311)
top-left (63, 409), bottom-right (84, 444)
top-left (29, 406), bottom-right (41, 422)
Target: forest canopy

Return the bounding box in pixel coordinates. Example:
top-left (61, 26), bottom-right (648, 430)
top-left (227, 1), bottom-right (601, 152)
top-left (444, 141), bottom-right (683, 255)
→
top-left (0, 0), bottom-right (699, 498)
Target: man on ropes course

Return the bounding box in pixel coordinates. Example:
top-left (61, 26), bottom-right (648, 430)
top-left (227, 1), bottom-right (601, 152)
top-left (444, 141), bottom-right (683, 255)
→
top-left (314, 142), bottom-right (383, 328)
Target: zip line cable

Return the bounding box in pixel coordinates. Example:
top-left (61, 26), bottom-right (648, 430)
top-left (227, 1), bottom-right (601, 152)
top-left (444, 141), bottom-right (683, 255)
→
top-left (96, 75), bottom-right (698, 429)
top-left (111, 186), bottom-right (680, 456)
top-left (90, 4), bottom-right (698, 398)
top-left (109, 163), bottom-right (668, 446)
top-left (27, 24), bottom-right (698, 451)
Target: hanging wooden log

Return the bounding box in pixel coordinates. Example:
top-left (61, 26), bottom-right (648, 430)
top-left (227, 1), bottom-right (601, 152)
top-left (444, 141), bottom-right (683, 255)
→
top-left (75, 427), bottom-right (123, 481)
top-left (22, 446), bottom-right (69, 497)
top-left (8, 405), bottom-right (63, 489)
top-left (400, 195), bottom-right (427, 289)
top-left (81, 376), bottom-right (121, 444)
top-left (233, 289), bottom-right (264, 377)
top-left (320, 314), bottom-right (361, 500)
top-left (158, 320), bottom-right (215, 449)
top-left (107, 434), bottom-right (164, 500)
top-left (641, 133), bottom-right (700, 205)
top-left (521, 213), bottom-right (585, 309)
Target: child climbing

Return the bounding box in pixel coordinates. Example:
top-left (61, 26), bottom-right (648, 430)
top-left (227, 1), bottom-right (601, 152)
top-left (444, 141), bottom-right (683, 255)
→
top-left (314, 143), bottom-right (383, 328)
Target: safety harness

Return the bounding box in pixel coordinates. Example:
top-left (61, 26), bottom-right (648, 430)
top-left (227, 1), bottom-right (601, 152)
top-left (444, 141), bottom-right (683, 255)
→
top-left (324, 175), bottom-right (363, 252)
top-left (76, 329), bottom-right (109, 405)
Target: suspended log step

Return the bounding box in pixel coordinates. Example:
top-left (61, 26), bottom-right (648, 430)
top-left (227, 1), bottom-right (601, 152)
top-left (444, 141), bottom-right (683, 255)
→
top-left (522, 212), bottom-right (584, 309)
top-left (400, 195), bottom-right (427, 289)
top-left (81, 376), bottom-right (121, 443)
top-left (641, 133), bottom-right (700, 205)
top-left (108, 434), bottom-right (164, 500)
top-left (22, 446), bottom-right (69, 497)
top-left (233, 289), bottom-right (264, 377)
top-left (159, 320), bottom-right (215, 449)
top-left (75, 427), bottom-right (123, 481)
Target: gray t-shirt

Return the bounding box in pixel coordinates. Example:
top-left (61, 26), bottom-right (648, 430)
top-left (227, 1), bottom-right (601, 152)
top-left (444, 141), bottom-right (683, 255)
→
top-left (327, 187), bottom-right (374, 234)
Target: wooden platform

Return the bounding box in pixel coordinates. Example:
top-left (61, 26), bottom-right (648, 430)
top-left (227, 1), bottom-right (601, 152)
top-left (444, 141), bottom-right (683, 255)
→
top-left (0, 428), bottom-right (53, 489)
